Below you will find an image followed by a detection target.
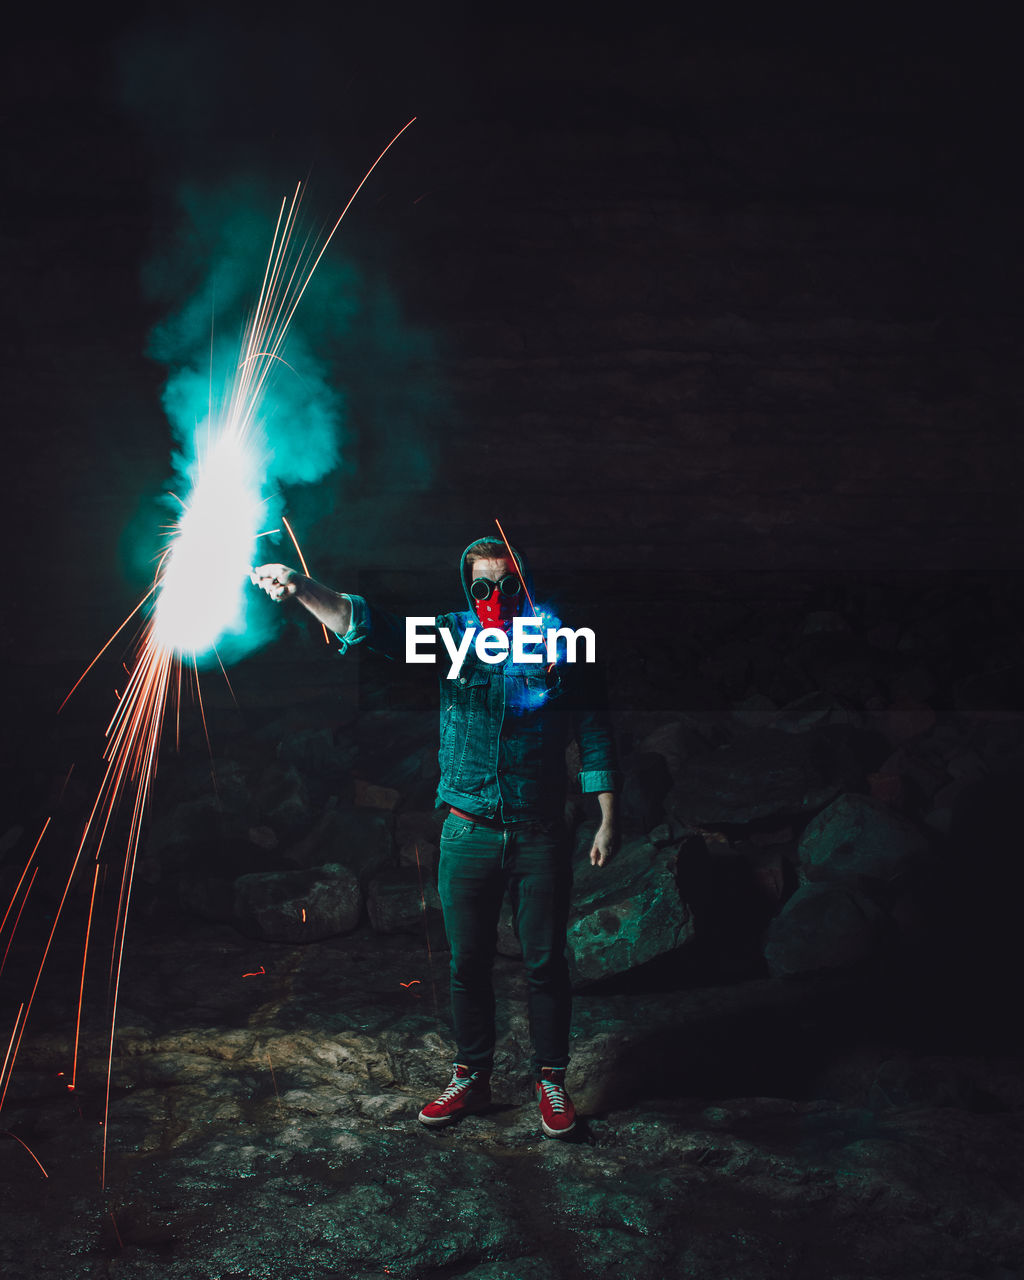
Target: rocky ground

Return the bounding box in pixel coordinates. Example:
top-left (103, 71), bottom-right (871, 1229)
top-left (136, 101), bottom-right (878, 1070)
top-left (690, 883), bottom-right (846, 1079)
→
top-left (3, 903), bottom-right (1024, 1280)
top-left (3, 579), bottom-right (1024, 1278)
top-left (6, 901), bottom-right (1024, 1280)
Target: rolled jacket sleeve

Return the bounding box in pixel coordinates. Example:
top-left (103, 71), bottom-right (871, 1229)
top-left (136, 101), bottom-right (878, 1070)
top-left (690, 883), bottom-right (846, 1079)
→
top-left (335, 594), bottom-right (410, 661)
top-left (571, 663), bottom-right (621, 795)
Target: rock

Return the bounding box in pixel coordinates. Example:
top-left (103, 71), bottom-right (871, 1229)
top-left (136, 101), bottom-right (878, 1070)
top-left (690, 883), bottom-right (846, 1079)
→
top-left (353, 779), bottom-right (401, 810)
top-left (638, 719), bottom-right (713, 779)
top-left (648, 818), bottom-right (693, 847)
top-left (872, 696), bottom-right (937, 745)
top-left (460, 1261), bottom-right (561, 1280)
top-left (880, 742), bottom-right (948, 803)
top-left (146, 794), bottom-right (230, 868)
top-left (398, 837), bottom-right (440, 871)
top-left (773, 690), bottom-right (862, 733)
top-left (247, 824), bottom-right (279, 850)
top-left (258, 763), bottom-right (312, 832)
top-left (619, 750), bottom-right (673, 831)
top-left (666, 726), bottom-right (880, 826)
top-left (396, 808), bottom-right (446, 870)
top-left (232, 863), bottom-right (362, 942)
top-left (384, 743), bottom-right (443, 808)
top-left (700, 639), bottom-right (754, 694)
top-left (177, 837), bottom-right (295, 922)
top-left (275, 726), bottom-right (355, 777)
top-left (866, 770), bottom-right (904, 808)
top-left (730, 693), bottom-right (778, 729)
top-left (365, 866), bottom-right (444, 944)
top-left (287, 806), bottom-right (397, 886)
top-left (764, 881), bottom-right (887, 976)
top-left (567, 837), bottom-right (693, 986)
top-left (799, 793), bottom-right (929, 884)
top-left (396, 808), bottom-right (447, 842)
top-left (945, 750), bottom-right (986, 784)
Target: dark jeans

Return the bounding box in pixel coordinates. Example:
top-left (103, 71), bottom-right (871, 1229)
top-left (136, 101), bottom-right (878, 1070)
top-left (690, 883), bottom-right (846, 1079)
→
top-left (437, 813), bottom-right (573, 1076)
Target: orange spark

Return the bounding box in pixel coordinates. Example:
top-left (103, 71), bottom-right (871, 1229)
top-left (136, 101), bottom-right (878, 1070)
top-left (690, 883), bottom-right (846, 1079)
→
top-left (413, 844), bottom-right (440, 1018)
top-left (0, 819), bottom-right (48, 941)
top-left (0, 124), bottom-right (418, 1186)
top-left (71, 864), bottom-right (101, 1091)
top-left (57, 764), bottom-right (76, 803)
top-left (242, 965), bottom-right (266, 978)
top-left (0, 866), bottom-right (38, 976)
top-left (494, 518), bottom-right (539, 618)
top-left (281, 515), bottom-right (331, 646)
top-left (57, 586), bottom-right (156, 714)
top-left (3, 1130), bottom-right (48, 1178)
top-left (0, 1006), bottom-right (24, 1101)
top-left (494, 517), bottom-right (557, 672)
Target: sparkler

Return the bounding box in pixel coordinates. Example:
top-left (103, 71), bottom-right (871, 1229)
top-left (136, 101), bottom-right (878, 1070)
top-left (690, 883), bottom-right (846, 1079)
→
top-left (0, 119), bottom-right (416, 1186)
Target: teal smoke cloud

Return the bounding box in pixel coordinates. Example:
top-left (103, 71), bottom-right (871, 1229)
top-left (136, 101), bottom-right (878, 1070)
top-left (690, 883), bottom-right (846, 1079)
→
top-left (137, 174), bottom-right (435, 667)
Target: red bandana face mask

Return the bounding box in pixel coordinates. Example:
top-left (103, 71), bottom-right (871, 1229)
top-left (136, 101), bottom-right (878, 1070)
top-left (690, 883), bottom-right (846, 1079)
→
top-left (470, 574), bottom-right (523, 634)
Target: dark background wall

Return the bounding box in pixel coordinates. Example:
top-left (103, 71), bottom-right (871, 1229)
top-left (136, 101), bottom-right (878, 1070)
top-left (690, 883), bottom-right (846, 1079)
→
top-left (2, 6), bottom-right (1021, 709)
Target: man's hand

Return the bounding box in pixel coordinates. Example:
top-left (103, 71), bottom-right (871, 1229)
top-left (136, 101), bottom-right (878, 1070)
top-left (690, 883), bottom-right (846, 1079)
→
top-left (589, 791), bottom-right (620, 866)
top-left (589, 821), bottom-right (619, 867)
top-left (250, 564), bottom-right (352, 635)
top-left (250, 564), bottom-right (300, 602)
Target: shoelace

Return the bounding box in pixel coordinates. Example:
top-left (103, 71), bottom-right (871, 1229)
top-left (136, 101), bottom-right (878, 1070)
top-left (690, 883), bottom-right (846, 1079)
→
top-left (436, 1074), bottom-right (475, 1103)
top-left (539, 1080), bottom-right (567, 1113)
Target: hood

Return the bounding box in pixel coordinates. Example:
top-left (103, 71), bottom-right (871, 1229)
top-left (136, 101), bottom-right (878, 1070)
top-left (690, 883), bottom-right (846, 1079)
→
top-left (459, 535), bottom-right (534, 612)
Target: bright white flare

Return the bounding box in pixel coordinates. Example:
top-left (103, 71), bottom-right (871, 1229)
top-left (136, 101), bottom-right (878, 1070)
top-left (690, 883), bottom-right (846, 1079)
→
top-left (153, 431), bottom-right (264, 654)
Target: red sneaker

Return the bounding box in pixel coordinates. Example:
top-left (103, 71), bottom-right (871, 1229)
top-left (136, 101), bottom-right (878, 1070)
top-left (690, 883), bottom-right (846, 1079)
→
top-left (418, 1064), bottom-right (492, 1127)
top-left (536, 1067), bottom-right (576, 1137)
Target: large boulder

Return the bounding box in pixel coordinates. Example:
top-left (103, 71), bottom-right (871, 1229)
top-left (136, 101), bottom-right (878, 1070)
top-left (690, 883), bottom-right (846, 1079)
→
top-left (665, 726), bottom-right (880, 826)
top-left (145, 795), bottom-right (233, 875)
top-left (637, 720), bottom-right (714, 781)
top-left (232, 863), bottom-right (362, 942)
top-left (764, 881), bottom-right (887, 977)
top-left (176, 837), bottom-right (294, 921)
top-left (798, 793), bottom-right (929, 883)
top-left (366, 866), bottom-right (445, 946)
top-left (567, 836), bottom-right (693, 986)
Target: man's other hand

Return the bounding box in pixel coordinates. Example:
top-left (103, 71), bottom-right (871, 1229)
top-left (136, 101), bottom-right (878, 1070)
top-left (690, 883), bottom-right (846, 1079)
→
top-left (250, 564), bottom-right (299, 602)
top-left (589, 822), bottom-right (619, 867)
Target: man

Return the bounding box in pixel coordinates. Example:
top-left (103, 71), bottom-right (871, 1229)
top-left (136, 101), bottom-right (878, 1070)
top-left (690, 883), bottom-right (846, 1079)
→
top-left (251, 537), bottom-right (619, 1138)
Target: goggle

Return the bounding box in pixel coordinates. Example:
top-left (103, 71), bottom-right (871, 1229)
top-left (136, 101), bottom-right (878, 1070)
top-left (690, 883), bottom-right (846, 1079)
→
top-left (469, 574), bottom-right (523, 602)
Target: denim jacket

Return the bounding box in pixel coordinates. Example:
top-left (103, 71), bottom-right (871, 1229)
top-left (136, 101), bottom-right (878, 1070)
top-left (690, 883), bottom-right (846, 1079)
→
top-left (336, 549), bottom-right (620, 823)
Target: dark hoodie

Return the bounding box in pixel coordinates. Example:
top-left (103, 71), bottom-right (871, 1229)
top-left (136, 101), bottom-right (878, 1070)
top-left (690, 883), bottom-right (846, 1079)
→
top-left (457, 534), bottom-right (531, 613)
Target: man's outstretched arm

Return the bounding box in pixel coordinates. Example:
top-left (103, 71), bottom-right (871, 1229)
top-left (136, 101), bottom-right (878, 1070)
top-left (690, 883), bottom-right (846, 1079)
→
top-left (250, 564), bottom-right (351, 634)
